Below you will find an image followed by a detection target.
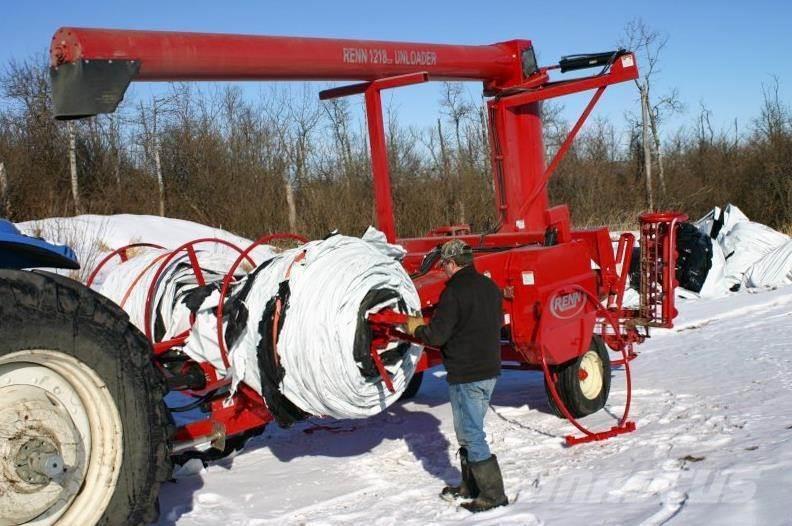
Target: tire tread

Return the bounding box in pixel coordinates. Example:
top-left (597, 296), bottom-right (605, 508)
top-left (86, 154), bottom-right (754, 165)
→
top-left (0, 269), bottom-right (172, 526)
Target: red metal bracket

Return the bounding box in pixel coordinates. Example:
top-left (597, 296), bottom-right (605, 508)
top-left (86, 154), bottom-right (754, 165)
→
top-left (565, 421), bottom-right (636, 446)
top-left (367, 309), bottom-right (437, 392)
top-left (367, 310), bottom-right (430, 348)
top-left (639, 212), bottom-right (687, 328)
top-left (610, 232), bottom-right (636, 311)
top-left (516, 86), bottom-right (606, 220)
top-left (535, 285), bottom-right (636, 446)
top-left (172, 383), bottom-right (272, 452)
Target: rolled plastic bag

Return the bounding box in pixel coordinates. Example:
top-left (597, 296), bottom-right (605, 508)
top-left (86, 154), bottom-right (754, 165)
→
top-left (98, 229), bottom-right (421, 425)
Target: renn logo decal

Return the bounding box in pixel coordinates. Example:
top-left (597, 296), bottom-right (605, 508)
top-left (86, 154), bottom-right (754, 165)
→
top-left (550, 291), bottom-right (585, 319)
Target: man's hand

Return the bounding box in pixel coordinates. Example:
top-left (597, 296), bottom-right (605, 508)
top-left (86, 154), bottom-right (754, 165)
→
top-left (405, 315), bottom-right (425, 336)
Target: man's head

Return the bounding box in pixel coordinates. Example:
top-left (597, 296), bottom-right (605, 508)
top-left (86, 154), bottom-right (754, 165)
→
top-left (440, 239), bottom-right (473, 277)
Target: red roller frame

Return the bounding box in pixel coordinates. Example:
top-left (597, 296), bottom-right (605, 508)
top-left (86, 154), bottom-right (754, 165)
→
top-left (639, 212), bottom-right (687, 328)
top-left (142, 238), bottom-right (254, 344)
top-left (85, 242), bottom-right (165, 287)
top-left (214, 233), bottom-right (308, 369)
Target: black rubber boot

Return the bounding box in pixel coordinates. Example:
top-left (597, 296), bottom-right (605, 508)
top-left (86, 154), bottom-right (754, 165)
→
top-left (440, 448), bottom-right (479, 501)
top-left (461, 455), bottom-right (508, 512)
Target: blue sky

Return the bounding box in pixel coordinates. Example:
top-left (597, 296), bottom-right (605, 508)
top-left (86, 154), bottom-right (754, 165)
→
top-left (2, 0), bottom-right (789, 139)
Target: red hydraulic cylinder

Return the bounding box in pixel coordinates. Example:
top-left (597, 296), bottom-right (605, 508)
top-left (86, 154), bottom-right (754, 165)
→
top-left (50, 27), bottom-right (531, 90)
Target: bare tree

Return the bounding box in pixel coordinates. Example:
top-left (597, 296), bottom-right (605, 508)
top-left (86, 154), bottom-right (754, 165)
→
top-left (440, 82), bottom-right (474, 151)
top-left (0, 162), bottom-right (9, 217)
top-left (107, 113), bottom-right (123, 191)
top-left (264, 86), bottom-right (322, 232)
top-left (541, 101), bottom-right (568, 158)
top-left (756, 76), bottom-right (790, 142)
top-left (697, 102), bottom-right (715, 145)
top-left (436, 118), bottom-right (450, 180)
top-left (67, 121), bottom-right (82, 214)
top-left (621, 19), bottom-right (682, 207)
top-left (321, 96), bottom-right (355, 176)
top-left (639, 89), bottom-right (654, 208)
top-left (137, 97), bottom-right (169, 216)
top-left (292, 91), bottom-right (320, 231)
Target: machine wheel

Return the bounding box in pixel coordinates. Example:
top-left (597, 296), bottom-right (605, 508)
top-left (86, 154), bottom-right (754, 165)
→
top-left (0, 270), bottom-right (172, 525)
top-left (545, 335), bottom-right (611, 418)
top-left (399, 371), bottom-right (424, 401)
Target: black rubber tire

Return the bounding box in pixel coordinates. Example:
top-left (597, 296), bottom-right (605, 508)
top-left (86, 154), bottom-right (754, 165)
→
top-left (399, 371), bottom-right (424, 401)
top-left (0, 269), bottom-right (172, 525)
top-left (544, 335), bottom-right (611, 419)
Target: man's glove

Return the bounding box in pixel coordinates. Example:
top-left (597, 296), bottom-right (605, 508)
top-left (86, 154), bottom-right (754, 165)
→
top-left (405, 315), bottom-right (425, 336)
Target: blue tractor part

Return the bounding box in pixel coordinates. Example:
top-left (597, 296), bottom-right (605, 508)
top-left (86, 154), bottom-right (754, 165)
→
top-left (0, 219), bottom-right (80, 270)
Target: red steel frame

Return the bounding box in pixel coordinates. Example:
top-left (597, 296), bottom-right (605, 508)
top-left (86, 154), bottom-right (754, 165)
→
top-left (86, 242), bottom-right (165, 287)
top-left (54, 28), bottom-right (686, 450)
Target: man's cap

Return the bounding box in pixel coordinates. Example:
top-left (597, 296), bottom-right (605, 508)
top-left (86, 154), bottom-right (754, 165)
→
top-left (440, 239), bottom-right (472, 262)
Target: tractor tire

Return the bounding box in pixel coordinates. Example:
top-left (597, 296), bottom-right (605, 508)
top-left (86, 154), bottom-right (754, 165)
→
top-left (544, 335), bottom-right (611, 419)
top-left (399, 371), bottom-right (424, 401)
top-left (0, 269), bottom-right (172, 526)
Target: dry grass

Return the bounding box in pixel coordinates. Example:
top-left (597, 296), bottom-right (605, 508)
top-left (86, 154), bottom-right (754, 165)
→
top-left (23, 218), bottom-right (110, 282)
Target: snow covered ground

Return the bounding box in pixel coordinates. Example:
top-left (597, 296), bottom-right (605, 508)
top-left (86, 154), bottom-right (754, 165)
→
top-left (158, 285), bottom-right (792, 526)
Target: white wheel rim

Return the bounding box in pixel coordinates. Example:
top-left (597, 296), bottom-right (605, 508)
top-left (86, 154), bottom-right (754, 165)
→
top-left (0, 350), bottom-right (123, 526)
top-left (579, 350), bottom-right (604, 400)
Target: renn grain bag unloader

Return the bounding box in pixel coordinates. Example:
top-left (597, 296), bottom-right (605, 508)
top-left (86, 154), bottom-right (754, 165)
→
top-left (0, 27), bottom-right (686, 524)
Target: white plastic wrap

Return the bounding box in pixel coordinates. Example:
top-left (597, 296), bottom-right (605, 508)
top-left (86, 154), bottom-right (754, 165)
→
top-left (693, 241), bottom-right (728, 298)
top-left (695, 203), bottom-right (750, 242)
top-left (275, 228), bottom-right (421, 418)
top-left (720, 221), bottom-right (790, 287)
top-left (690, 204), bottom-right (791, 294)
top-left (98, 248), bottom-right (247, 340)
top-left (745, 240), bottom-right (792, 288)
top-left (97, 228), bottom-right (421, 421)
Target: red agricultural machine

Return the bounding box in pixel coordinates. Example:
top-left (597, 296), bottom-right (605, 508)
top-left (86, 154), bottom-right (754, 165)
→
top-left (0, 27), bottom-right (685, 525)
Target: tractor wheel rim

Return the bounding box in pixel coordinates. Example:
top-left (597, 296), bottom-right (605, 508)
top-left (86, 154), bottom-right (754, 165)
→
top-left (0, 350), bottom-right (123, 526)
top-left (579, 350), bottom-right (604, 400)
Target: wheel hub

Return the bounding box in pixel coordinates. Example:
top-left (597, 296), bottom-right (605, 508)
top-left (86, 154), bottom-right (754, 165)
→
top-left (0, 363), bottom-right (89, 525)
top-left (579, 350), bottom-right (604, 400)
top-left (14, 438), bottom-right (65, 485)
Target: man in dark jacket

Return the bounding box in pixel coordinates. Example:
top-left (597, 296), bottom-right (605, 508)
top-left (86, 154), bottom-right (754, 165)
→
top-left (406, 239), bottom-right (507, 512)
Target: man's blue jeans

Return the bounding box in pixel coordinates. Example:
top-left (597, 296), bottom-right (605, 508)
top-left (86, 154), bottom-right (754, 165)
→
top-left (448, 377), bottom-right (497, 463)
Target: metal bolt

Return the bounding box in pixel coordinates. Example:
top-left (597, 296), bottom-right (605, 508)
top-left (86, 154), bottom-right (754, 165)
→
top-left (14, 438), bottom-right (63, 485)
top-left (29, 451), bottom-right (65, 480)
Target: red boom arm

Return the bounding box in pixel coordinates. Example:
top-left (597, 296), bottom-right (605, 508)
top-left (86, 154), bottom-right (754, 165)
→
top-left (50, 27), bottom-right (533, 118)
top-left (51, 27), bottom-right (530, 83)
